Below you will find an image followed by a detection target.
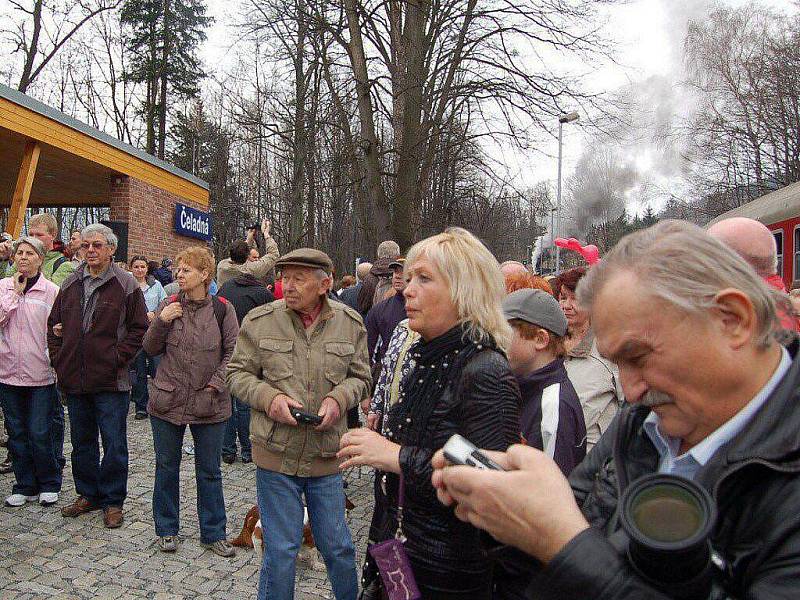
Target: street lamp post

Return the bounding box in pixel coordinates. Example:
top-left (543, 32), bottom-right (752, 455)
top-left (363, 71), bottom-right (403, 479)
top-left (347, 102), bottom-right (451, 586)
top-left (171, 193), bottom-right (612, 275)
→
top-left (556, 111), bottom-right (579, 273)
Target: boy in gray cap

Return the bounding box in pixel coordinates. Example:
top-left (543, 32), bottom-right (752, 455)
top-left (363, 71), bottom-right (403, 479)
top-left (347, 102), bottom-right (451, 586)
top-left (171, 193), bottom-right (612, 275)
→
top-left (494, 288), bottom-right (588, 600)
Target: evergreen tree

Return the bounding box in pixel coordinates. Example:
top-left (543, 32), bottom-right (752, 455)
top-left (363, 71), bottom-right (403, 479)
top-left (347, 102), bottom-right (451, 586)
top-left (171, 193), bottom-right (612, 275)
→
top-left (120, 0), bottom-right (211, 158)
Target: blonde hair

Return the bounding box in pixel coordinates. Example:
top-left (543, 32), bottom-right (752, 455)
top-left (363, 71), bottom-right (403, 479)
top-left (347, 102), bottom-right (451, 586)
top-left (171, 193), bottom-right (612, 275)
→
top-left (406, 227), bottom-right (512, 350)
top-left (175, 246), bottom-right (215, 288)
top-left (29, 213), bottom-right (58, 237)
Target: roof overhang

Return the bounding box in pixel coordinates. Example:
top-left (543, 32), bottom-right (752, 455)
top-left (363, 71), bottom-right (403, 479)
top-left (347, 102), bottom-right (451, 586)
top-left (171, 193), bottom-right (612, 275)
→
top-left (708, 181), bottom-right (800, 226)
top-left (0, 83), bottom-right (209, 208)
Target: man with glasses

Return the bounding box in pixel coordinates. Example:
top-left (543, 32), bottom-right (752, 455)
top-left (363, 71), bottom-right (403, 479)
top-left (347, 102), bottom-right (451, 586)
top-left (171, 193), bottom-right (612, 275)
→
top-left (47, 223), bottom-right (148, 529)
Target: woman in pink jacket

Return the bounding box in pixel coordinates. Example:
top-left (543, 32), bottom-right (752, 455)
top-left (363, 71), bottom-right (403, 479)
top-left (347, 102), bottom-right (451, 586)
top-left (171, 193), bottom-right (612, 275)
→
top-left (0, 236), bottom-right (61, 508)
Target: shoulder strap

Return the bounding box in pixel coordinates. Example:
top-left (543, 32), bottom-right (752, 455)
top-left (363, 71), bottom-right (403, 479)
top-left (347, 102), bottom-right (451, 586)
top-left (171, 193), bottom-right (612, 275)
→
top-left (212, 295), bottom-right (227, 336)
top-left (52, 256), bottom-right (67, 273)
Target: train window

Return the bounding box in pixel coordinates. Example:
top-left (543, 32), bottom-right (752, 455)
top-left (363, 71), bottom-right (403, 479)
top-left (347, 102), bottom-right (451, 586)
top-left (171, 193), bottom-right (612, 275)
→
top-left (795, 226), bottom-right (800, 282)
top-left (773, 230), bottom-right (784, 278)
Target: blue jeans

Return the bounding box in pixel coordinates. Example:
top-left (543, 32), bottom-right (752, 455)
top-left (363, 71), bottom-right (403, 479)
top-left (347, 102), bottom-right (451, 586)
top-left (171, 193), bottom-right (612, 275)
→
top-left (222, 396), bottom-right (251, 459)
top-left (52, 389), bottom-right (65, 472)
top-left (150, 416), bottom-right (227, 543)
top-left (130, 351), bottom-right (160, 414)
top-left (65, 392), bottom-right (129, 507)
top-left (0, 383), bottom-right (61, 495)
top-left (256, 469), bottom-right (357, 600)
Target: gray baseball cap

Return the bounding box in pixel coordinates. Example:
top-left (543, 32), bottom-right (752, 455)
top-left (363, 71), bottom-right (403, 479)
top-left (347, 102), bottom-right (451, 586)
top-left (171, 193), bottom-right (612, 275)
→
top-left (502, 288), bottom-right (568, 337)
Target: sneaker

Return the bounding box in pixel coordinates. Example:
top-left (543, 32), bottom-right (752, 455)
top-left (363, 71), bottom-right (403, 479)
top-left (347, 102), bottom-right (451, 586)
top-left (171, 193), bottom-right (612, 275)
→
top-left (158, 536), bottom-right (178, 553)
top-left (241, 455), bottom-right (252, 464)
top-left (183, 444), bottom-right (195, 456)
top-left (202, 540), bottom-right (236, 558)
top-left (134, 412), bottom-right (148, 420)
top-left (0, 456), bottom-right (12, 474)
top-left (5, 494), bottom-right (38, 507)
top-left (39, 492), bottom-right (59, 506)
top-left (222, 454), bottom-right (236, 465)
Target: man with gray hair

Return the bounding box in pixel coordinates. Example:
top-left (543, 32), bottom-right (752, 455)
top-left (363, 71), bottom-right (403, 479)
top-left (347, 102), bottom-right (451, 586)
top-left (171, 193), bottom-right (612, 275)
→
top-left (47, 223), bottom-right (148, 529)
top-left (357, 240), bottom-right (400, 315)
top-left (431, 220), bottom-right (800, 599)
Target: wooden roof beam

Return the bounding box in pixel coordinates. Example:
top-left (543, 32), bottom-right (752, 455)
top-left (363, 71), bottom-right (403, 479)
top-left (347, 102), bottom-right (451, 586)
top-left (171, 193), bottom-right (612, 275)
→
top-left (8, 139), bottom-right (41, 238)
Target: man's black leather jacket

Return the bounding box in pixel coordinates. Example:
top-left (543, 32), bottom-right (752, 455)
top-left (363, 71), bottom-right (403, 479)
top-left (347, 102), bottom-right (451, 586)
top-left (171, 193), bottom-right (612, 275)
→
top-left (528, 341), bottom-right (800, 599)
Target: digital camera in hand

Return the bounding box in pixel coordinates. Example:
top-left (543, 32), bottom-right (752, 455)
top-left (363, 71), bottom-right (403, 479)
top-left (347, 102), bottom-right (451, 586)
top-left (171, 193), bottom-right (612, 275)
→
top-left (442, 434), bottom-right (506, 471)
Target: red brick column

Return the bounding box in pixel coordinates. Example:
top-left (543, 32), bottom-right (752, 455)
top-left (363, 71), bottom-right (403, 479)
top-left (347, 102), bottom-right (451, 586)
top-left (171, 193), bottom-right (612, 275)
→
top-left (109, 174), bottom-right (210, 263)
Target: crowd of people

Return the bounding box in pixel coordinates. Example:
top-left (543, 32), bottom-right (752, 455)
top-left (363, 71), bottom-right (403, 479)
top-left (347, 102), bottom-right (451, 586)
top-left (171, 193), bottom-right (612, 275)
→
top-left (1, 211), bottom-right (800, 600)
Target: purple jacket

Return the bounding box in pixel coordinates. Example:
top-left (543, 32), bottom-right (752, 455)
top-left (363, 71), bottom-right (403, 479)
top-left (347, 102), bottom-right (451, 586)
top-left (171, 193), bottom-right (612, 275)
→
top-left (365, 290), bottom-right (406, 368)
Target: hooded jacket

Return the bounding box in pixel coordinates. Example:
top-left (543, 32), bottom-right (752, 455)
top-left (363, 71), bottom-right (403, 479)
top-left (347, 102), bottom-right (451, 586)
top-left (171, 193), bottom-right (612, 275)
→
top-left (217, 273), bottom-right (274, 325)
top-left (143, 293), bottom-right (239, 425)
top-left (527, 340), bottom-right (800, 600)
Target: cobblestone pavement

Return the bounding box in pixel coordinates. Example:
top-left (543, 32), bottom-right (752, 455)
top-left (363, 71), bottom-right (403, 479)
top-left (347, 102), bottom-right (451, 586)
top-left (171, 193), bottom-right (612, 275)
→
top-left (0, 403), bottom-right (375, 600)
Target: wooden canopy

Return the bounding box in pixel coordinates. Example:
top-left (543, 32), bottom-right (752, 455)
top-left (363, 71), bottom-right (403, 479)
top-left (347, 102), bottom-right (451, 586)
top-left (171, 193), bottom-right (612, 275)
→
top-left (0, 84), bottom-right (209, 237)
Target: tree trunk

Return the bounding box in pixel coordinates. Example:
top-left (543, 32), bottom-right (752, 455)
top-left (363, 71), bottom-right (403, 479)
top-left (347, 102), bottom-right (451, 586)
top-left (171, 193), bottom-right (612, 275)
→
top-left (158, 0), bottom-right (171, 160)
top-left (17, 0), bottom-right (43, 93)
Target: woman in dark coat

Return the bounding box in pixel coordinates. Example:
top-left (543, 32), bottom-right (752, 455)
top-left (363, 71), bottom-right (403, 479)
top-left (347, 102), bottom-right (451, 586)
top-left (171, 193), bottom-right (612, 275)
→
top-left (339, 227), bottom-right (521, 599)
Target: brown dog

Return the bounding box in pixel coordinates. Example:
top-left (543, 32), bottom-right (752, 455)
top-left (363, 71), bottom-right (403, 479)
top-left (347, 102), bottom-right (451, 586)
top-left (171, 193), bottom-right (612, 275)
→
top-left (230, 496), bottom-right (356, 554)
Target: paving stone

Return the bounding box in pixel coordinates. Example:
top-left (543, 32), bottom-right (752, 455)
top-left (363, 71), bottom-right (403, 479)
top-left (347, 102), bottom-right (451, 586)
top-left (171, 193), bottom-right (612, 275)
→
top-left (0, 405), bottom-right (374, 598)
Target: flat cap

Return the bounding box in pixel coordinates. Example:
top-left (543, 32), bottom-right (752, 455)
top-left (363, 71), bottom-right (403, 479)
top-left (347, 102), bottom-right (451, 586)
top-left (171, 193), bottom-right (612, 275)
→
top-left (275, 248), bottom-right (334, 273)
top-left (502, 288), bottom-right (568, 337)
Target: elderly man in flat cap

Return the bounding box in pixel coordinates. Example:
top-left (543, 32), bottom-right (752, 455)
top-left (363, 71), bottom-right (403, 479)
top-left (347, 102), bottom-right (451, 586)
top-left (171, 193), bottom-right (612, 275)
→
top-left (227, 248), bottom-right (371, 600)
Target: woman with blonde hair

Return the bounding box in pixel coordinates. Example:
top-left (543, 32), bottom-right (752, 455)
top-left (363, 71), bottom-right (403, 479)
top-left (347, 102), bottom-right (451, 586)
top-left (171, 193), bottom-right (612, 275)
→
top-left (143, 246), bottom-right (239, 556)
top-left (339, 227), bottom-right (520, 599)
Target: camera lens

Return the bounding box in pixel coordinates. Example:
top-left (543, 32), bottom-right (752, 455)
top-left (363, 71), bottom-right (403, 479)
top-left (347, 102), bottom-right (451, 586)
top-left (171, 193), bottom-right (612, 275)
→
top-left (620, 474), bottom-right (716, 598)
top-left (630, 483), bottom-right (704, 543)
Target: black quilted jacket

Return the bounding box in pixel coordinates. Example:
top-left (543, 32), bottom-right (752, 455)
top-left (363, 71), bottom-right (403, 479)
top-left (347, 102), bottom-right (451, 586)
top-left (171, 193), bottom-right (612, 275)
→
top-left (527, 341), bottom-right (800, 600)
top-left (370, 348), bottom-right (521, 597)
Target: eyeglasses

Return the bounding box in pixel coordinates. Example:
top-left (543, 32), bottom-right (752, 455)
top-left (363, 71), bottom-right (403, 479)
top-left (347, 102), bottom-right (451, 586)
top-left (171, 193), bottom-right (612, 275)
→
top-left (80, 241), bottom-right (107, 250)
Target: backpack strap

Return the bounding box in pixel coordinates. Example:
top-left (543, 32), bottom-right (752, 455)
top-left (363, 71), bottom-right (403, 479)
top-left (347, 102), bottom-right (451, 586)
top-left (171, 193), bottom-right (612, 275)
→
top-left (52, 255), bottom-right (67, 274)
top-left (212, 295), bottom-right (227, 337)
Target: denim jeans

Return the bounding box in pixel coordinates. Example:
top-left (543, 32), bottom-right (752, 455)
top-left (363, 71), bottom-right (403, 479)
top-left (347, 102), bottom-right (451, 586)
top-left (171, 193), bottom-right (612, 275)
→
top-left (150, 415), bottom-right (227, 543)
top-left (52, 389), bottom-right (65, 472)
top-left (222, 396), bottom-right (251, 459)
top-left (65, 392), bottom-right (129, 507)
top-left (0, 383), bottom-right (61, 495)
top-left (130, 351), bottom-right (160, 414)
top-left (256, 469), bottom-right (358, 600)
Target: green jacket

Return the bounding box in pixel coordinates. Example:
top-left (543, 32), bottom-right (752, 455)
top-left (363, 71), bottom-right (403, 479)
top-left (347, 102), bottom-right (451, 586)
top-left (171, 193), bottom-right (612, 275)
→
top-left (226, 297), bottom-right (371, 477)
top-left (2, 250), bottom-right (75, 287)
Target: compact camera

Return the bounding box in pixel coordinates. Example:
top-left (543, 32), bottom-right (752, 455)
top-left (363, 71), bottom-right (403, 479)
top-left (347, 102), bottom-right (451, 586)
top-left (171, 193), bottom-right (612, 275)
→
top-left (442, 434), bottom-right (505, 471)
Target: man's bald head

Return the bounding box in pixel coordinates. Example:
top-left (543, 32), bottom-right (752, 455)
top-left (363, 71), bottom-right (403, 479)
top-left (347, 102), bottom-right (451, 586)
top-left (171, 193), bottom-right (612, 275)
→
top-left (356, 261), bottom-right (372, 281)
top-left (707, 217), bottom-right (777, 277)
top-left (500, 260), bottom-right (528, 277)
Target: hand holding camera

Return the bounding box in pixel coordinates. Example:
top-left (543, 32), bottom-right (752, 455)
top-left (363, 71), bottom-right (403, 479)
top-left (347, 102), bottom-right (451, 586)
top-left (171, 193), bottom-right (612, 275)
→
top-left (431, 443), bottom-right (589, 564)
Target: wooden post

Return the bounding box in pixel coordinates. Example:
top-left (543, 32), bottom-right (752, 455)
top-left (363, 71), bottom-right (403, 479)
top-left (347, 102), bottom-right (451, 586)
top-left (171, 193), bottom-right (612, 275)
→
top-left (7, 140), bottom-right (41, 238)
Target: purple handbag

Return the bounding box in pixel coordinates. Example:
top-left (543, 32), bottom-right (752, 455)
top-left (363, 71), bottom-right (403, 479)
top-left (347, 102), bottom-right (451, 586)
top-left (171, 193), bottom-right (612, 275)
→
top-left (367, 475), bottom-right (421, 600)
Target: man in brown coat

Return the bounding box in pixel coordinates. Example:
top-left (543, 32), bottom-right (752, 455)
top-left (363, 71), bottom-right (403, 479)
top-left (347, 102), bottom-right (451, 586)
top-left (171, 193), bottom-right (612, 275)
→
top-left (227, 248), bottom-right (371, 600)
top-left (47, 224), bottom-right (148, 529)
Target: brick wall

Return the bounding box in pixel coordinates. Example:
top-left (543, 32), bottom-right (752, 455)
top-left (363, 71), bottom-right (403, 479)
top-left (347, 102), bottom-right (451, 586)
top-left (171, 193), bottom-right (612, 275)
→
top-left (110, 175), bottom-right (210, 264)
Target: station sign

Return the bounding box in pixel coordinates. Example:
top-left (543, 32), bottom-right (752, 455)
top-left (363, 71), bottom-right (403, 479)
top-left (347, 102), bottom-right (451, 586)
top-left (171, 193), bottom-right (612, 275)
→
top-left (175, 203), bottom-right (212, 241)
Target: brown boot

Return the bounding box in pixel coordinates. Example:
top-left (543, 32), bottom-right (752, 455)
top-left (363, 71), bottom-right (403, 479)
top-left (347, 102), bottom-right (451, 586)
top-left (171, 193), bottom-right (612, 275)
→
top-left (61, 496), bottom-right (100, 518)
top-left (103, 506), bottom-right (124, 529)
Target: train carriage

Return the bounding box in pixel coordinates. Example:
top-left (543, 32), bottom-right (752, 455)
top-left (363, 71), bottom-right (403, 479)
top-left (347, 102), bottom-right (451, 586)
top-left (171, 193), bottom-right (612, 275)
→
top-left (709, 180), bottom-right (800, 290)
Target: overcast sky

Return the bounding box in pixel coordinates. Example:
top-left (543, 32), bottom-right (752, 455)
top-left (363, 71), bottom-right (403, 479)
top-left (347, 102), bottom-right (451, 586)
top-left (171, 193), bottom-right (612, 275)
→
top-left (200, 0), bottom-right (797, 213)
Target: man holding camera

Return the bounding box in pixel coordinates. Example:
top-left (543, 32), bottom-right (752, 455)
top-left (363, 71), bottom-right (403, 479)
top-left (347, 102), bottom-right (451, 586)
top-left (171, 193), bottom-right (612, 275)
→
top-left (227, 248), bottom-right (371, 600)
top-left (216, 218), bottom-right (279, 287)
top-left (432, 220), bottom-right (800, 599)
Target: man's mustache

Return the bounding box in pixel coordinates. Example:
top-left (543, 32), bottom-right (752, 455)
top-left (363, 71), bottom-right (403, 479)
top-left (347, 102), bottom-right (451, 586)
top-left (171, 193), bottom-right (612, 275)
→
top-left (640, 390), bottom-right (676, 408)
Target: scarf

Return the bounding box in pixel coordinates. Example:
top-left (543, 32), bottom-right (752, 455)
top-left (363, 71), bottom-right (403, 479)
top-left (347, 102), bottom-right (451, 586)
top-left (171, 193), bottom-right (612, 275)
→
top-left (385, 323), bottom-right (496, 446)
